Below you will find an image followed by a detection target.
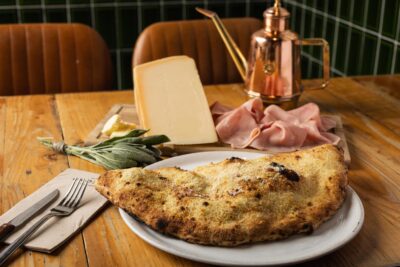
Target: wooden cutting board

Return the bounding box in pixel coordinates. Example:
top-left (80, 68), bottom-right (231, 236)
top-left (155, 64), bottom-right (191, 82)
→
top-left (85, 104), bottom-right (351, 164)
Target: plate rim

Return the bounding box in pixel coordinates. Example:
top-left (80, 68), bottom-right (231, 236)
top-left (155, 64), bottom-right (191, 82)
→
top-left (119, 151), bottom-right (365, 266)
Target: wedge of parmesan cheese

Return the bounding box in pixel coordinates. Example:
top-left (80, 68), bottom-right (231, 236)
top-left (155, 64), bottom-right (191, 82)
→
top-left (133, 56), bottom-right (218, 145)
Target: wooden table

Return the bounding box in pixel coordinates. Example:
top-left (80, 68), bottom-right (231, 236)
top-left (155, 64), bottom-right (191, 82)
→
top-left (0, 75), bottom-right (399, 267)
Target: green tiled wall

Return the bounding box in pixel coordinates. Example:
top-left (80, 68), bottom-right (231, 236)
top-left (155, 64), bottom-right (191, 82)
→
top-left (0, 0), bottom-right (399, 89)
top-left (285, 0), bottom-right (400, 80)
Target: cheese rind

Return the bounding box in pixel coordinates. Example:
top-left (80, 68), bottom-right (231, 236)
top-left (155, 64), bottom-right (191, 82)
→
top-left (133, 56), bottom-right (218, 145)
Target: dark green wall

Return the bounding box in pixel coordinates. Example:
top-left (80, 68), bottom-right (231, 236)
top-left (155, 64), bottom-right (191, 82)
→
top-left (285, 0), bottom-right (400, 81)
top-left (0, 0), bottom-right (399, 89)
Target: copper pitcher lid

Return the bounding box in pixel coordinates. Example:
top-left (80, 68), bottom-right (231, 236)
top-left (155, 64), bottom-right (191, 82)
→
top-left (264, 0), bottom-right (290, 32)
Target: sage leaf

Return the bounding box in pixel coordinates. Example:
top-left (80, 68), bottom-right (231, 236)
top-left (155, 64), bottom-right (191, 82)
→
top-left (37, 129), bottom-right (169, 170)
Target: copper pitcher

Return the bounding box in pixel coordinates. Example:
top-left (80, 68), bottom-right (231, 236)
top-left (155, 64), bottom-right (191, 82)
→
top-left (197, 0), bottom-right (330, 109)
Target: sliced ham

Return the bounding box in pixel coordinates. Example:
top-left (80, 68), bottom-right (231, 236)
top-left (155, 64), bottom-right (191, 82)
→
top-left (210, 98), bottom-right (340, 151)
top-left (212, 98), bottom-right (262, 148)
top-left (251, 121), bottom-right (308, 151)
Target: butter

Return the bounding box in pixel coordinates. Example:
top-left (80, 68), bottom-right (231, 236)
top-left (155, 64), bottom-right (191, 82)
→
top-left (101, 114), bottom-right (136, 136)
top-left (133, 56), bottom-right (218, 145)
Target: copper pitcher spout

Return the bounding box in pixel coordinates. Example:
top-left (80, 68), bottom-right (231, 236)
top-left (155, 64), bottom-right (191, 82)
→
top-left (196, 7), bottom-right (248, 81)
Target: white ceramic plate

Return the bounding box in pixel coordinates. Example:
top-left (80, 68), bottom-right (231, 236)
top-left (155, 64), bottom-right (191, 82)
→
top-left (119, 151), bottom-right (364, 266)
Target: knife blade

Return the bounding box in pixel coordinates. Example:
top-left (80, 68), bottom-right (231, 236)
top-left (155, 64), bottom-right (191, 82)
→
top-left (0, 189), bottom-right (59, 243)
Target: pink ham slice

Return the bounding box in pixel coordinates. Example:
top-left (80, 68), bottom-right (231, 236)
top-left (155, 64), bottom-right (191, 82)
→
top-left (251, 121), bottom-right (308, 151)
top-left (211, 98), bottom-right (340, 151)
top-left (210, 98), bottom-right (263, 148)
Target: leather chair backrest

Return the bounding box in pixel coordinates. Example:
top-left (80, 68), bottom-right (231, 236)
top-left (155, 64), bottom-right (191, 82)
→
top-left (0, 23), bottom-right (112, 96)
top-left (133, 18), bottom-right (262, 85)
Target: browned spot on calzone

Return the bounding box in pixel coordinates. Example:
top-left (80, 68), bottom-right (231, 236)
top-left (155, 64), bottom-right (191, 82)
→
top-left (156, 218), bottom-right (169, 230)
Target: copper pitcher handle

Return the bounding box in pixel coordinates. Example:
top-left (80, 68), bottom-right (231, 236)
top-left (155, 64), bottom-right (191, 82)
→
top-left (298, 38), bottom-right (330, 90)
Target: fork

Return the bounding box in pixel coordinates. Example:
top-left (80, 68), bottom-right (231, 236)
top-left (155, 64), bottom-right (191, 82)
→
top-left (0, 178), bottom-right (89, 266)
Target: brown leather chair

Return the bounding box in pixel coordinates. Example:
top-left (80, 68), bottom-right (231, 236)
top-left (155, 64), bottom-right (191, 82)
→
top-left (133, 18), bottom-right (262, 85)
top-left (0, 23), bottom-right (112, 96)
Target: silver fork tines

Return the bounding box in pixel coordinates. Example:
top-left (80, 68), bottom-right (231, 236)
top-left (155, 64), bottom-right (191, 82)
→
top-left (60, 178), bottom-right (80, 206)
top-left (59, 178), bottom-right (88, 209)
top-left (0, 178), bottom-right (89, 266)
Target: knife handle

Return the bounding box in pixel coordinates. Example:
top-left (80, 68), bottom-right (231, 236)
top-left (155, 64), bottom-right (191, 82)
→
top-left (0, 223), bottom-right (15, 243)
top-left (0, 213), bottom-right (54, 266)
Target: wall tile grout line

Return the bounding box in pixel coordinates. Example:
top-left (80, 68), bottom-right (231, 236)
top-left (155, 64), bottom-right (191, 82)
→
top-left (373, 0), bottom-right (386, 75)
top-left (182, 0), bottom-right (186, 20)
top-left (0, 1), bottom-right (217, 10)
top-left (299, 1), bottom-right (305, 38)
top-left (343, 0), bottom-right (355, 74)
top-left (40, 0), bottom-right (47, 23)
top-left (331, 0), bottom-right (341, 72)
top-left (90, 0), bottom-right (95, 29)
top-left (357, 0), bottom-right (369, 75)
top-left (390, 4), bottom-right (400, 74)
top-left (320, 1), bottom-right (328, 77)
top-left (245, 0), bottom-right (250, 17)
top-left (15, 0), bottom-right (21, 23)
top-left (111, 48), bottom-right (132, 53)
top-left (66, 0), bottom-right (72, 23)
top-left (223, 0), bottom-right (228, 17)
top-left (160, 0), bottom-right (165, 21)
top-left (290, 4), bottom-right (296, 32)
top-left (306, 0), bottom-right (317, 78)
top-left (298, 0), bottom-right (306, 78)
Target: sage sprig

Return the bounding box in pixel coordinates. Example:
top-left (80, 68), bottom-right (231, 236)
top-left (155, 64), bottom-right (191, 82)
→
top-left (38, 129), bottom-right (170, 170)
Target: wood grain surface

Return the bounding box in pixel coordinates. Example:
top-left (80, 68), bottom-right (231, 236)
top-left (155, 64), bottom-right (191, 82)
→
top-left (0, 95), bottom-right (87, 267)
top-left (0, 75), bottom-right (399, 267)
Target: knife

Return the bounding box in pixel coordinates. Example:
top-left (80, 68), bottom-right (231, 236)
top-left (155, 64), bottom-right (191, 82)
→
top-left (0, 189), bottom-right (59, 243)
